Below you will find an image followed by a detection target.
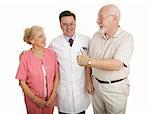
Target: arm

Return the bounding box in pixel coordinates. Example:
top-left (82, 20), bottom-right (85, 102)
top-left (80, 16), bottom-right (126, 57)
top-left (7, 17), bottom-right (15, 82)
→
top-left (85, 66), bottom-right (94, 95)
top-left (77, 55), bottom-right (124, 71)
top-left (46, 70), bottom-right (60, 106)
top-left (19, 80), bottom-right (47, 108)
top-left (90, 58), bottom-right (124, 71)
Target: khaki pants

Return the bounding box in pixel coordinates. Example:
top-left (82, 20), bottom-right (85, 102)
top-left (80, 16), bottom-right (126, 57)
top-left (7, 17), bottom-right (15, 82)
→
top-left (92, 78), bottom-right (130, 114)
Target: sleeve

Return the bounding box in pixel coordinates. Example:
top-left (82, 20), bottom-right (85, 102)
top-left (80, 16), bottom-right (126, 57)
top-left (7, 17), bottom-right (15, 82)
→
top-left (53, 51), bottom-right (59, 74)
top-left (114, 34), bottom-right (134, 67)
top-left (48, 39), bottom-right (54, 49)
top-left (88, 31), bottom-right (99, 57)
top-left (15, 53), bottom-right (28, 80)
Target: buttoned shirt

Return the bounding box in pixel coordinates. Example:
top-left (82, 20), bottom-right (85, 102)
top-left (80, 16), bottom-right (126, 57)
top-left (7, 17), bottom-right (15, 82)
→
top-left (16, 48), bottom-right (58, 98)
top-left (89, 27), bottom-right (134, 81)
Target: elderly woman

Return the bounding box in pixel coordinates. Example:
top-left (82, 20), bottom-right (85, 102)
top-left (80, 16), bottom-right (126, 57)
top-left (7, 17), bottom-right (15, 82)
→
top-left (16, 25), bottom-right (59, 114)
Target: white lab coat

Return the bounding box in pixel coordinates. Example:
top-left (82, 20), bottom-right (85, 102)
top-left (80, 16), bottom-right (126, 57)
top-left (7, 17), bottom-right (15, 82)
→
top-left (49, 33), bottom-right (90, 113)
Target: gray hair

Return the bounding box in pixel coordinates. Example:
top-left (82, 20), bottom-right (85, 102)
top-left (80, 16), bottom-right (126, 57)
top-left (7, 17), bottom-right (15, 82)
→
top-left (23, 25), bottom-right (43, 44)
top-left (100, 4), bottom-right (120, 20)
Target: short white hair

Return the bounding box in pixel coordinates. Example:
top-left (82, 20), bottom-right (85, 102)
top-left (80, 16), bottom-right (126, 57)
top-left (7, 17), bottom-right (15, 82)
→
top-left (100, 4), bottom-right (120, 20)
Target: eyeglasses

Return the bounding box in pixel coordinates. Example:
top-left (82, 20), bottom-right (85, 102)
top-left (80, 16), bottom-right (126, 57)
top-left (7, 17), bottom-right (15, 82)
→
top-left (97, 15), bottom-right (114, 21)
top-left (33, 34), bottom-right (46, 39)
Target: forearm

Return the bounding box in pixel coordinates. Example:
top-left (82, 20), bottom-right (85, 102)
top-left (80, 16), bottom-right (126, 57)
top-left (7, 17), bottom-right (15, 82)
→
top-left (51, 71), bottom-right (60, 95)
top-left (85, 66), bottom-right (92, 81)
top-left (90, 58), bottom-right (124, 71)
top-left (19, 80), bottom-right (37, 101)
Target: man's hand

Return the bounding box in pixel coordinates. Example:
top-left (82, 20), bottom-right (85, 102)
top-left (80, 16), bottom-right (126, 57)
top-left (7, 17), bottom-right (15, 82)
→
top-left (77, 55), bottom-right (89, 66)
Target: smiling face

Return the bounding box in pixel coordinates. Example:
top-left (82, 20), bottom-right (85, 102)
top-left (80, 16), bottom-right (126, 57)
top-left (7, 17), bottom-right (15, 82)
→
top-left (60, 16), bottom-right (76, 37)
top-left (30, 29), bottom-right (46, 48)
top-left (97, 9), bottom-right (115, 34)
top-left (97, 5), bottom-right (120, 35)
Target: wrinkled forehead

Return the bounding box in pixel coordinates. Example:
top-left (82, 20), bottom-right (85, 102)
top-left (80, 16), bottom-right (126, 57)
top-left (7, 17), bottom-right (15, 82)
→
top-left (98, 5), bottom-right (120, 18)
top-left (98, 7), bottom-right (110, 16)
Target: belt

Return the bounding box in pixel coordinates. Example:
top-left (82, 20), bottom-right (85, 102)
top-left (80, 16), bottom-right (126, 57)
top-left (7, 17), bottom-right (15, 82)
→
top-left (96, 77), bottom-right (126, 84)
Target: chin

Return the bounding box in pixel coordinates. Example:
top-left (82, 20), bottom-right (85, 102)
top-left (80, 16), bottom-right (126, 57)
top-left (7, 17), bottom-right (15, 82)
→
top-left (41, 44), bottom-right (46, 48)
top-left (100, 27), bottom-right (108, 34)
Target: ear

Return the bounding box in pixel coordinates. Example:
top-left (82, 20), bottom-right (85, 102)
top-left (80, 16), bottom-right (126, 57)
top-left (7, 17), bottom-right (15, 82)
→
top-left (113, 15), bottom-right (118, 21)
top-left (60, 24), bottom-right (63, 29)
top-left (29, 37), bottom-right (34, 44)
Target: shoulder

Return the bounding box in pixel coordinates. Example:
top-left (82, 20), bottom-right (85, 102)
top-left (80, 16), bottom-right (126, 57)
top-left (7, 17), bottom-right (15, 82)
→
top-left (90, 31), bottom-right (102, 43)
top-left (44, 48), bottom-right (57, 57)
top-left (76, 33), bottom-right (90, 42)
top-left (119, 29), bottom-right (134, 42)
top-left (48, 34), bottom-right (62, 48)
top-left (92, 31), bottom-right (102, 38)
top-left (49, 34), bottom-right (63, 47)
top-left (20, 50), bottom-right (31, 62)
top-left (51, 34), bottom-right (63, 43)
top-left (77, 33), bottom-right (90, 39)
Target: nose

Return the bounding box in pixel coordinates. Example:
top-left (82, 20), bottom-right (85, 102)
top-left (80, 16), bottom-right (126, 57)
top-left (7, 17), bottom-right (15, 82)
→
top-left (42, 36), bottom-right (46, 41)
top-left (97, 18), bottom-right (101, 25)
top-left (44, 36), bottom-right (46, 41)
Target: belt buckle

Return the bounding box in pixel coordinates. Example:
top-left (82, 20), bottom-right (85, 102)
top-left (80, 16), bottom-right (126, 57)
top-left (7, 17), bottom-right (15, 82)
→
top-left (107, 80), bottom-right (111, 84)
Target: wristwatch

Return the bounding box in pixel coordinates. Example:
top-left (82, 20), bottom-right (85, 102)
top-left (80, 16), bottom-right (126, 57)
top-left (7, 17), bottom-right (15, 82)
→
top-left (87, 59), bottom-right (92, 67)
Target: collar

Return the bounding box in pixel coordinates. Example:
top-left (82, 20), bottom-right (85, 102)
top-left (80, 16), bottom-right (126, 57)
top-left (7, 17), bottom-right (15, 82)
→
top-left (101, 26), bottom-right (122, 40)
top-left (63, 34), bottom-right (76, 42)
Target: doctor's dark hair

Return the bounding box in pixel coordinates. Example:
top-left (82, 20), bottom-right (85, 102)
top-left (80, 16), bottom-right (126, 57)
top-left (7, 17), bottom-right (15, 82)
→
top-left (59, 10), bottom-right (76, 23)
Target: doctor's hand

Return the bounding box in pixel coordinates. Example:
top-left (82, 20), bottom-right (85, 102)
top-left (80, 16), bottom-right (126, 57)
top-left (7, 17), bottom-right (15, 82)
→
top-left (86, 78), bottom-right (94, 95)
top-left (77, 54), bottom-right (89, 66)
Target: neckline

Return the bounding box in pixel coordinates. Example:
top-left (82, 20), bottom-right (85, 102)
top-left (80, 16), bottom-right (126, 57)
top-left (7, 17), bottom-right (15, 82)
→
top-left (30, 48), bottom-right (46, 61)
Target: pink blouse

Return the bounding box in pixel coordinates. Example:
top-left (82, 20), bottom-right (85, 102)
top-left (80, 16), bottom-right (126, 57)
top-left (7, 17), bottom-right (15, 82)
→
top-left (16, 48), bottom-right (58, 98)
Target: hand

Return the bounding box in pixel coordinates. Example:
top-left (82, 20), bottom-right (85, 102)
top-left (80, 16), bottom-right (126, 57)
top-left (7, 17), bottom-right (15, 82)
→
top-left (46, 94), bottom-right (56, 107)
top-left (86, 78), bottom-right (94, 95)
top-left (77, 55), bottom-right (89, 66)
top-left (33, 97), bottom-right (47, 108)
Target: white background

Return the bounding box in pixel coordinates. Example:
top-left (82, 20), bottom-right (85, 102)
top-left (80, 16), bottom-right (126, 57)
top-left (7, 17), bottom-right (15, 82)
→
top-left (0, 0), bottom-right (149, 114)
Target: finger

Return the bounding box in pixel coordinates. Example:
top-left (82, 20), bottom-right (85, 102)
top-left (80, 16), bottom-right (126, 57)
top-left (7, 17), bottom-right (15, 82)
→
top-left (87, 89), bottom-right (92, 95)
top-left (77, 52), bottom-right (80, 55)
top-left (41, 105), bottom-right (45, 108)
top-left (76, 55), bottom-right (79, 60)
top-left (80, 49), bottom-right (83, 55)
top-left (78, 51), bottom-right (82, 55)
top-left (90, 89), bottom-right (94, 95)
top-left (88, 90), bottom-right (91, 95)
top-left (88, 87), bottom-right (94, 95)
top-left (91, 87), bottom-right (95, 95)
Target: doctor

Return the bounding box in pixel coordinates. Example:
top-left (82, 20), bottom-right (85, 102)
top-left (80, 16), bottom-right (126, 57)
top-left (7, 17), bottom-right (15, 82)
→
top-left (49, 10), bottom-right (90, 114)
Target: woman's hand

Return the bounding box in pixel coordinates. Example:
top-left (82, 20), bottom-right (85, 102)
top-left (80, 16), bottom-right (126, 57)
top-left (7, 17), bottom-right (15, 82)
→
top-left (46, 93), bottom-right (56, 107)
top-left (33, 97), bottom-right (47, 108)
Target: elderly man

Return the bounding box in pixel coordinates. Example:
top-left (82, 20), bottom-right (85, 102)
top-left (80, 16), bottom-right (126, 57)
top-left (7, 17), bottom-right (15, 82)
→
top-left (77, 4), bottom-right (134, 114)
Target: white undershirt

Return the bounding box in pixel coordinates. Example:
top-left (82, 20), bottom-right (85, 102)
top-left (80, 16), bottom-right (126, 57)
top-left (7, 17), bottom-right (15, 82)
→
top-left (42, 64), bottom-right (47, 97)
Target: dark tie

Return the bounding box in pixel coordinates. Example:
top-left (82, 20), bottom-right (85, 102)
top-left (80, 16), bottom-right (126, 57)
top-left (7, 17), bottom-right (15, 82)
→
top-left (68, 38), bottom-right (74, 47)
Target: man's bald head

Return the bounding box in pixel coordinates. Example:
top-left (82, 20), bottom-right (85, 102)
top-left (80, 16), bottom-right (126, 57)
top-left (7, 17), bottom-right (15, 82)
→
top-left (99, 4), bottom-right (120, 21)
